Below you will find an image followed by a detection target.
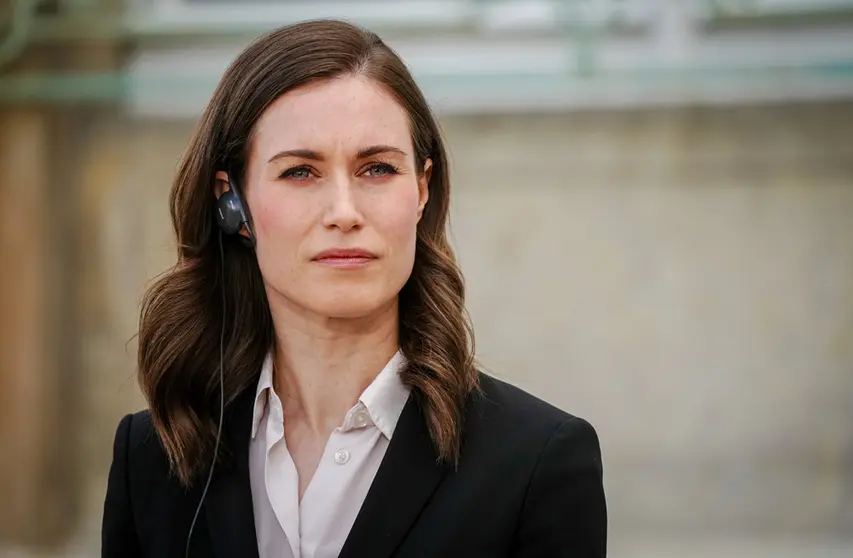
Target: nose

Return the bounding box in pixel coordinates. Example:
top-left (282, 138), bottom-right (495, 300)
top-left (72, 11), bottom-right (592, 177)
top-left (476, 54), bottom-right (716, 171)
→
top-left (320, 174), bottom-right (363, 232)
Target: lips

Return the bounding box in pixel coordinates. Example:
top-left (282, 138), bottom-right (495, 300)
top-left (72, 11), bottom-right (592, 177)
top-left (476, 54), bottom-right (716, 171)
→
top-left (312, 248), bottom-right (378, 269)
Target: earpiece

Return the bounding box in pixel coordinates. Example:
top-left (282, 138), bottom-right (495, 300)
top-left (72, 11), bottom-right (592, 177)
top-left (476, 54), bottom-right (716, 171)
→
top-left (215, 174), bottom-right (255, 245)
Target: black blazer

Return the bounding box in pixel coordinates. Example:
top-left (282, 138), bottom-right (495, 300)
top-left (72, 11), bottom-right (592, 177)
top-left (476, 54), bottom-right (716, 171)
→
top-left (102, 373), bottom-right (607, 557)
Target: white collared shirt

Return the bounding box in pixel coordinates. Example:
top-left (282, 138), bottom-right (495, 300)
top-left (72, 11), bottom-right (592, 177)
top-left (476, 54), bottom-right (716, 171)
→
top-left (248, 351), bottom-right (410, 558)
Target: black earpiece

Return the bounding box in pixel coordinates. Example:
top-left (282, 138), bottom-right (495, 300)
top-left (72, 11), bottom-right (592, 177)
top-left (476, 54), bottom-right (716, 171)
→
top-left (215, 174), bottom-right (255, 245)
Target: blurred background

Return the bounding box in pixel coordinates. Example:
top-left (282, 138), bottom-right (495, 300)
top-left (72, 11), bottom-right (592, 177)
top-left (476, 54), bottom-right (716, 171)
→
top-left (1, 0), bottom-right (852, 556)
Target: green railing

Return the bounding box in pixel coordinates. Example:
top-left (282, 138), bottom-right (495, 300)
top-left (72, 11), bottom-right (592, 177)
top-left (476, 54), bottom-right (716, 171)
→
top-left (2, 0), bottom-right (853, 105)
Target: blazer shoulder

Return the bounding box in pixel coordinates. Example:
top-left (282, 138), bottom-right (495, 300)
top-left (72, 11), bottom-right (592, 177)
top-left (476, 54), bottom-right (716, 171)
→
top-left (113, 409), bottom-right (172, 478)
top-left (458, 372), bottom-right (602, 500)
top-left (120, 409), bottom-right (158, 450)
top-left (471, 372), bottom-right (596, 439)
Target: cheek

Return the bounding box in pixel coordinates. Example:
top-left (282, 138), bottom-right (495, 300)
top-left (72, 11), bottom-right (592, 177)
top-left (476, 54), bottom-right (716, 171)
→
top-left (372, 186), bottom-right (421, 249)
top-left (248, 189), bottom-right (306, 263)
top-left (250, 184), bottom-right (300, 233)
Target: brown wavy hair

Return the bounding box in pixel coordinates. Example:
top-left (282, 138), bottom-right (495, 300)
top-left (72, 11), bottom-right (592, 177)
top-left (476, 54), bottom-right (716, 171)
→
top-left (137, 20), bottom-right (478, 487)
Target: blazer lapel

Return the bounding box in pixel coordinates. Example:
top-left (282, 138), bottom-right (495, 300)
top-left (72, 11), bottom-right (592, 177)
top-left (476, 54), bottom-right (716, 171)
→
top-left (204, 387), bottom-right (260, 558)
top-left (338, 394), bottom-right (450, 558)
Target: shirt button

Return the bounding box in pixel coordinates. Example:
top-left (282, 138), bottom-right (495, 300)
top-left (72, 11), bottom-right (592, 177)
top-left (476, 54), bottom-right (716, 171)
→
top-left (334, 449), bottom-right (350, 465)
top-left (353, 411), bottom-right (368, 428)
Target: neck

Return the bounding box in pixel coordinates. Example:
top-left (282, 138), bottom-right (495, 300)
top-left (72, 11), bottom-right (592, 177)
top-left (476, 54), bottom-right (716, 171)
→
top-left (269, 296), bottom-right (399, 437)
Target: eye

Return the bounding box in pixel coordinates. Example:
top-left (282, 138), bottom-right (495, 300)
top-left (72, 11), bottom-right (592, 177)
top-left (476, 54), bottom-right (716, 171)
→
top-left (279, 166), bottom-right (314, 181)
top-left (362, 163), bottom-right (400, 178)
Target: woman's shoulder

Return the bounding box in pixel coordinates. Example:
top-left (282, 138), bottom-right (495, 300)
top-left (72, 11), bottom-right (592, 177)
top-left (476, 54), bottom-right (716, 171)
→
top-left (467, 372), bottom-right (600, 451)
top-left (465, 374), bottom-right (607, 555)
top-left (110, 409), bottom-right (172, 477)
top-left (114, 409), bottom-right (157, 447)
top-left (473, 372), bottom-right (587, 424)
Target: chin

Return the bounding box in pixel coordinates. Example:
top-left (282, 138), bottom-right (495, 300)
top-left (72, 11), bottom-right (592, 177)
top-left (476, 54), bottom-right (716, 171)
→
top-left (270, 274), bottom-right (405, 321)
top-left (299, 283), bottom-right (398, 320)
top-left (314, 297), bottom-right (393, 320)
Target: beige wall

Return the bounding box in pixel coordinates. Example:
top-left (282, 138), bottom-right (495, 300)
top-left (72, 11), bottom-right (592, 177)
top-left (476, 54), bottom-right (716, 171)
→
top-left (443, 106), bottom-right (853, 535)
top-left (15, 102), bottom-right (851, 553)
top-left (0, 109), bottom-right (92, 548)
top-left (0, 110), bottom-right (54, 545)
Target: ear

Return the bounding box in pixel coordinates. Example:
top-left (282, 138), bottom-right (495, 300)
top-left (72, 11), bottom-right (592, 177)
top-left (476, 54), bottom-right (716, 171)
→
top-left (417, 158), bottom-right (432, 220)
top-left (214, 170), bottom-right (231, 199)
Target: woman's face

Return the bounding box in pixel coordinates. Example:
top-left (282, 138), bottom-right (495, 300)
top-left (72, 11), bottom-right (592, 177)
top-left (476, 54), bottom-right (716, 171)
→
top-left (219, 75), bottom-right (431, 321)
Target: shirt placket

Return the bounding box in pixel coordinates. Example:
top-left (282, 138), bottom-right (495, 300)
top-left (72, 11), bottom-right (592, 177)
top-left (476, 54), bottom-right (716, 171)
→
top-left (265, 393), bottom-right (302, 558)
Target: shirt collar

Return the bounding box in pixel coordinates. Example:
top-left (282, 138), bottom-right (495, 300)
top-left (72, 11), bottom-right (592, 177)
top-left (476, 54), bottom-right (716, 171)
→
top-left (353, 350), bottom-right (410, 439)
top-left (250, 350), bottom-right (275, 439)
top-left (250, 350), bottom-right (410, 440)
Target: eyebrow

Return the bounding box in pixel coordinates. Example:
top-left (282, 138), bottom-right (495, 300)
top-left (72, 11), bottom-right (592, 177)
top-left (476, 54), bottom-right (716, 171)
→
top-left (267, 145), bottom-right (407, 164)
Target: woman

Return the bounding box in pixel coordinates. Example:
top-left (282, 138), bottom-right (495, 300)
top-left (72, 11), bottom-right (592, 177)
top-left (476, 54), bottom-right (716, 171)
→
top-left (102, 19), bottom-right (606, 558)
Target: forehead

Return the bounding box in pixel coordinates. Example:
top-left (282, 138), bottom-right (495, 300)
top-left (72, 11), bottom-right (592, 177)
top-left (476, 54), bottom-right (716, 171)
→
top-left (252, 75), bottom-right (412, 158)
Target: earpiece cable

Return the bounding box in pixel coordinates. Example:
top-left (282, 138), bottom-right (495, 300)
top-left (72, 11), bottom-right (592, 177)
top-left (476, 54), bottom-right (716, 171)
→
top-left (185, 228), bottom-right (227, 557)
